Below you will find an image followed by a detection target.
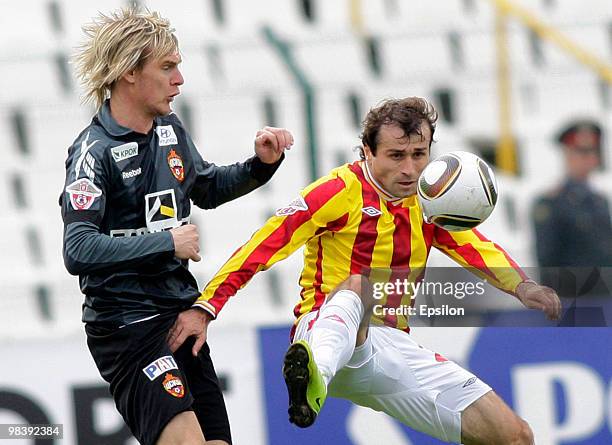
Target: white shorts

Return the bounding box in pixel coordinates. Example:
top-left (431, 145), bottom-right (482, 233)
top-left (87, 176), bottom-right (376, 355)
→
top-left (293, 311), bottom-right (492, 444)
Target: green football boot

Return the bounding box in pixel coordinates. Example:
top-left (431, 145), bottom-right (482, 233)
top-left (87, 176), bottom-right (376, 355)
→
top-left (282, 340), bottom-right (327, 428)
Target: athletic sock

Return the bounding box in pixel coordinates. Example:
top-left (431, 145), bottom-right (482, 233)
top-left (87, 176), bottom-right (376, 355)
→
top-left (309, 289), bottom-right (365, 387)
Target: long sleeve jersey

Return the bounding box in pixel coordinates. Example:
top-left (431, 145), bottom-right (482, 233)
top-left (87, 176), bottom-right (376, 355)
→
top-left (61, 101), bottom-right (282, 326)
top-left (195, 161), bottom-right (527, 331)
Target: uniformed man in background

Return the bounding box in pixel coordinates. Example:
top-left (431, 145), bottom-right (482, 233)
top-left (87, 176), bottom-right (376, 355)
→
top-left (532, 120), bottom-right (612, 297)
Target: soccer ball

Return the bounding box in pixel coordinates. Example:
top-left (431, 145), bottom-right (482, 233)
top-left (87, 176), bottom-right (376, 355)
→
top-left (417, 151), bottom-right (498, 231)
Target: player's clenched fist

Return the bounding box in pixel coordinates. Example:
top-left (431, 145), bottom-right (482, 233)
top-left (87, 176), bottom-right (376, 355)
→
top-left (254, 126), bottom-right (294, 164)
top-left (170, 224), bottom-right (201, 262)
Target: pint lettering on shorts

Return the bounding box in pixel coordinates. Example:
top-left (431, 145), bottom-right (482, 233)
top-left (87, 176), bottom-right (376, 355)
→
top-left (142, 355), bottom-right (179, 381)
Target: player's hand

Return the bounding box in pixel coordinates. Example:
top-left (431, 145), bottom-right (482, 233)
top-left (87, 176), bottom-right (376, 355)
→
top-left (254, 126), bottom-right (293, 164)
top-left (167, 308), bottom-right (213, 356)
top-left (516, 281), bottom-right (562, 320)
top-left (170, 224), bottom-right (201, 262)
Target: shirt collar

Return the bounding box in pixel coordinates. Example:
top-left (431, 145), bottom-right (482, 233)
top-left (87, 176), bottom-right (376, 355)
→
top-left (96, 100), bottom-right (136, 137)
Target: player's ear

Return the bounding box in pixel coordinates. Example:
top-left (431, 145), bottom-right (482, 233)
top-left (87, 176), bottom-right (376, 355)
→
top-left (363, 144), bottom-right (374, 161)
top-left (122, 68), bottom-right (138, 85)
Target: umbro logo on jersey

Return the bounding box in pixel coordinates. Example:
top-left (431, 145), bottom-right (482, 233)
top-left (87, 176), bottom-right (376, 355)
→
top-left (156, 125), bottom-right (178, 146)
top-left (111, 142), bottom-right (138, 162)
top-left (361, 206), bottom-right (382, 217)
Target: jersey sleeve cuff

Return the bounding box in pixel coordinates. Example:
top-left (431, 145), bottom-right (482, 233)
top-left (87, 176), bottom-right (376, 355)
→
top-left (192, 301), bottom-right (217, 319)
top-left (250, 153), bottom-right (285, 183)
top-left (513, 278), bottom-right (537, 297)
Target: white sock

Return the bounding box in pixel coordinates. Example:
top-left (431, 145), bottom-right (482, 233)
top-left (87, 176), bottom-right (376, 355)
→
top-left (309, 290), bottom-right (364, 387)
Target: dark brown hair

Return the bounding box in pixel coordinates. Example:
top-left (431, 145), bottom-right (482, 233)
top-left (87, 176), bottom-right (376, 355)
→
top-left (359, 97), bottom-right (438, 159)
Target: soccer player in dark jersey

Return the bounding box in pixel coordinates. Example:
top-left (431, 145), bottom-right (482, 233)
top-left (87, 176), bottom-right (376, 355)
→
top-left (61, 6), bottom-right (292, 445)
top-left (170, 97), bottom-right (561, 444)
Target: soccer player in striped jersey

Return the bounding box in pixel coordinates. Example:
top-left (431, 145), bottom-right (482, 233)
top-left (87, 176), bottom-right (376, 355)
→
top-left (168, 97), bottom-right (560, 444)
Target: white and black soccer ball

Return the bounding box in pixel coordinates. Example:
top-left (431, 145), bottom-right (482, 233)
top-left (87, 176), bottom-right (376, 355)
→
top-left (417, 151), bottom-right (498, 231)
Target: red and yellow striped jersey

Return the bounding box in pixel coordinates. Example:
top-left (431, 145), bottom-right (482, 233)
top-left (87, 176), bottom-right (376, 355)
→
top-left (194, 161), bottom-right (527, 331)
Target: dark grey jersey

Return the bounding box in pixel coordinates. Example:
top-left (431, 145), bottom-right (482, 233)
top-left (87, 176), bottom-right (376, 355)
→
top-left (61, 101), bottom-right (282, 326)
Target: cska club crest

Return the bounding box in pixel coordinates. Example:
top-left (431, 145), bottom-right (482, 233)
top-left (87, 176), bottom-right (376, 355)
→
top-left (167, 149), bottom-right (184, 182)
top-left (162, 372), bottom-right (185, 398)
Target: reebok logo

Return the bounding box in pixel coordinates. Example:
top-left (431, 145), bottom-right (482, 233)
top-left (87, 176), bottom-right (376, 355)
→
top-left (122, 167), bottom-right (142, 180)
top-left (111, 142), bottom-right (139, 162)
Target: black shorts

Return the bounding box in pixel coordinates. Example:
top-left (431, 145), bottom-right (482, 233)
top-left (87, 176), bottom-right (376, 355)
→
top-left (85, 312), bottom-right (232, 445)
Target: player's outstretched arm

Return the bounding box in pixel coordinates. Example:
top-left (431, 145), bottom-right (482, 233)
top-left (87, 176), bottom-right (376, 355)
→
top-left (515, 280), bottom-right (562, 320)
top-left (171, 174), bottom-right (350, 355)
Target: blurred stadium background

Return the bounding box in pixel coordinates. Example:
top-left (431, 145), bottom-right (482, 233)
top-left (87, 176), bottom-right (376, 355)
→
top-left (0, 0), bottom-right (610, 444)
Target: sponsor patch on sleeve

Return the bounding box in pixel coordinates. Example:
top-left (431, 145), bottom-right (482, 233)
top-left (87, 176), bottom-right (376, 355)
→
top-left (65, 178), bottom-right (102, 211)
top-left (275, 196), bottom-right (309, 217)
